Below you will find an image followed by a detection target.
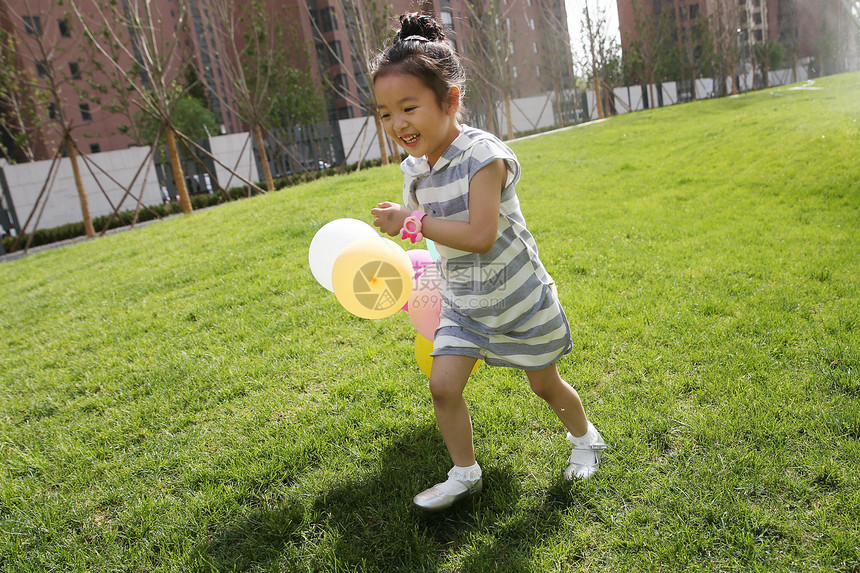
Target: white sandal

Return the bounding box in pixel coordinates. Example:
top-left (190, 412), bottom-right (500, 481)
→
top-left (564, 422), bottom-right (607, 480)
top-left (413, 463), bottom-right (482, 511)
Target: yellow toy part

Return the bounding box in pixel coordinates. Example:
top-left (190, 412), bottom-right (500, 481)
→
top-left (332, 237), bottom-right (413, 319)
top-left (414, 333), bottom-right (481, 378)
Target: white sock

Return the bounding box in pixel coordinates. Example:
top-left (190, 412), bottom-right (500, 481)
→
top-left (436, 462), bottom-right (482, 494)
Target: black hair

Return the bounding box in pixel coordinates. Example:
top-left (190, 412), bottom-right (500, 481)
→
top-left (371, 12), bottom-right (467, 120)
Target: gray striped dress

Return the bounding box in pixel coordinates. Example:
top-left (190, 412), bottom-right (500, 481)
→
top-left (402, 125), bottom-right (572, 370)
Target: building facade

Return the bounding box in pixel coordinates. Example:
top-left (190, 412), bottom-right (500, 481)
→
top-left (1, 0), bottom-right (573, 163)
top-left (616, 0), bottom-right (859, 90)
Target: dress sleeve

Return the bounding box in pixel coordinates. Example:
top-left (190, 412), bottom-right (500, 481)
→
top-left (466, 139), bottom-right (521, 191)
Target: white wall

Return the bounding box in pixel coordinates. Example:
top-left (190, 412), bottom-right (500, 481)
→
top-left (207, 132), bottom-right (258, 190)
top-left (4, 146), bottom-right (162, 231)
top-left (0, 66), bottom-right (822, 234)
top-left (339, 116), bottom-right (382, 164)
top-left (505, 94), bottom-right (556, 133)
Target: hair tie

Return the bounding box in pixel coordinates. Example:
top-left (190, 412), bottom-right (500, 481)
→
top-left (402, 35), bottom-right (431, 43)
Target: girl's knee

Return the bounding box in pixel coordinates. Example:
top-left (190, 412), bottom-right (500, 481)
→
top-left (529, 376), bottom-right (555, 400)
top-left (528, 368), bottom-right (564, 400)
top-left (428, 375), bottom-right (464, 404)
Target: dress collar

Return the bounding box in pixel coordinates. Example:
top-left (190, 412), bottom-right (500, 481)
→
top-left (401, 125), bottom-right (474, 178)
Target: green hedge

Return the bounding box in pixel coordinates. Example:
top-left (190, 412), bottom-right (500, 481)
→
top-left (1, 157), bottom-right (391, 254)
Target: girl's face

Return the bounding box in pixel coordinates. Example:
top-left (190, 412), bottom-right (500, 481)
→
top-left (374, 72), bottom-right (460, 168)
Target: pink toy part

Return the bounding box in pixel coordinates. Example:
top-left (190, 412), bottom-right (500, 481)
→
top-left (400, 210), bottom-right (427, 243)
top-left (408, 264), bottom-right (442, 340)
top-left (402, 249), bottom-right (435, 311)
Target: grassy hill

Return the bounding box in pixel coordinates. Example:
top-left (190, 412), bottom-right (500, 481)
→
top-left (1, 72), bottom-right (858, 572)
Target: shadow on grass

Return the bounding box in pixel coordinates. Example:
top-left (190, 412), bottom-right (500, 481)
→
top-left (192, 426), bottom-right (583, 572)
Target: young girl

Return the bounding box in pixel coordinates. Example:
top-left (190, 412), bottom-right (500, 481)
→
top-left (370, 13), bottom-right (606, 511)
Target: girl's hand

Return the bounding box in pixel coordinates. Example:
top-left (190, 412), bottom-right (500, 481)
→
top-left (371, 202), bottom-right (410, 236)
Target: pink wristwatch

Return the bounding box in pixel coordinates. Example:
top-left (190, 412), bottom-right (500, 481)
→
top-left (401, 210), bottom-right (428, 243)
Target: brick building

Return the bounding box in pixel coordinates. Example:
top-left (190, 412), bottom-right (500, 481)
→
top-left (616, 0), bottom-right (859, 89)
top-left (1, 0), bottom-right (573, 163)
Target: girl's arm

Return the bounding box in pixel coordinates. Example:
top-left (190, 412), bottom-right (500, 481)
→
top-left (371, 158), bottom-right (506, 254)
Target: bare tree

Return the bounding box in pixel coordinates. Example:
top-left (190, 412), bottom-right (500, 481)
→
top-left (621, 0), bottom-right (678, 107)
top-left (204, 0), bottom-right (320, 191)
top-left (68, 0), bottom-right (195, 214)
top-left (0, 24), bottom-right (38, 162)
top-left (752, 39), bottom-right (783, 88)
top-left (534, 0), bottom-right (577, 126)
top-left (707, 0), bottom-right (742, 95)
top-left (1, 0), bottom-right (96, 236)
top-left (463, 0), bottom-right (516, 138)
top-left (305, 0), bottom-right (396, 166)
top-left (777, 0), bottom-right (800, 83)
top-left (574, 0), bottom-right (620, 118)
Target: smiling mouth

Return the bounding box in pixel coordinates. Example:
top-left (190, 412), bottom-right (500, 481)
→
top-left (401, 134), bottom-right (419, 144)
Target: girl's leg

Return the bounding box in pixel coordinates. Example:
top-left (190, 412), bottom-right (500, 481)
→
top-left (526, 363), bottom-right (588, 437)
top-left (527, 363), bottom-right (607, 479)
top-left (413, 354), bottom-right (482, 511)
top-left (428, 354), bottom-right (479, 466)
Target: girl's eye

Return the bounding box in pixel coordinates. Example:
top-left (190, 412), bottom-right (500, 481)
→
top-left (404, 107), bottom-right (416, 112)
top-left (380, 113), bottom-right (390, 119)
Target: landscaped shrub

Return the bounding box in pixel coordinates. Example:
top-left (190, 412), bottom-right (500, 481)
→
top-left (0, 156), bottom-right (396, 254)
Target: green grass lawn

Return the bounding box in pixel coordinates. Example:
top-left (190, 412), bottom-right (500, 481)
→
top-left (1, 72), bottom-right (858, 572)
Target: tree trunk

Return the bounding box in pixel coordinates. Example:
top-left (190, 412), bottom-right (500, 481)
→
top-left (386, 132), bottom-right (399, 164)
top-left (165, 126), bottom-right (193, 214)
top-left (66, 137), bottom-right (95, 238)
top-left (731, 59), bottom-right (738, 95)
top-left (648, 68), bottom-right (656, 108)
top-left (690, 67), bottom-right (697, 101)
top-left (554, 82), bottom-right (563, 126)
top-left (374, 112), bottom-right (389, 166)
top-left (254, 124), bottom-right (274, 191)
top-left (505, 94), bottom-right (514, 140)
top-left (594, 69), bottom-right (604, 119)
top-left (764, 55), bottom-right (770, 88)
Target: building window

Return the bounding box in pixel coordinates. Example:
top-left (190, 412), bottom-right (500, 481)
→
top-left (536, 65), bottom-right (540, 77)
top-left (512, 66), bottom-right (518, 79)
top-left (533, 42), bottom-right (538, 54)
top-left (318, 7), bottom-right (338, 32)
top-left (80, 103), bottom-right (92, 121)
top-left (441, 10), bottom-right (453, 28)
top-left (24, 16), bottom-right (42, 36)
top-left (318, 40), bottom-right (342, 67)
top-left (333, 73), bottom-right (349, 94)
top-left (36, 61), bottom-right (49, 77)
top-left (530, 18), bottom-right (535, 30)
top-left (58, 18), bottom-right (71, 37)
top-left (69, 62), bottom-right (81, 80)
top-left (90, 143), bottom-right (100, 154)
top-left (689, 4), bottom-right (699, 19)
top-left (48, 103), bottom-right (57, 119)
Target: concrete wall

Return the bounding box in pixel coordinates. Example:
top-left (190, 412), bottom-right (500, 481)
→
top-left (208, 132), bottom-right (259, 191)
top-left (3, 146), bottom-right (162, 231)
top-left (339, 116), bottom-right (381, 165)
top-left (584, 65), bottom-right (811, 119)
top-left (0, 65), bottom-right (821, 234)
top-left (504, 94), bottom-right (557, 133)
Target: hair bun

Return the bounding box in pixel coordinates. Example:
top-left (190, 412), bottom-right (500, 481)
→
top-left (397, 12), bottom-right (445, 43)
